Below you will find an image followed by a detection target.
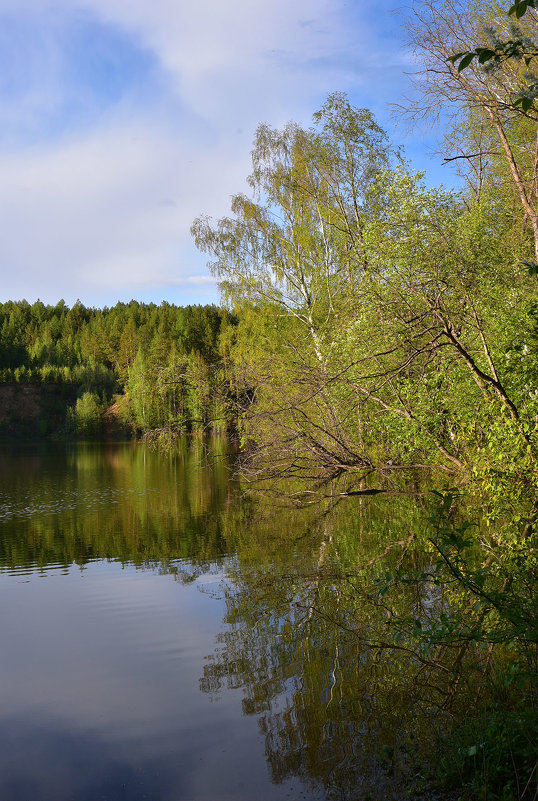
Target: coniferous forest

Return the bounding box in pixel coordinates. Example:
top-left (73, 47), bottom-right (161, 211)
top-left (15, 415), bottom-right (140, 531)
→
top-left (0, 300), bottom-right (237, 439)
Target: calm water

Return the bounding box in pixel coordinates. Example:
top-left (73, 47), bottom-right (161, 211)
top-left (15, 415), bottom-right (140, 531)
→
top-left (0, 441), bottom-right (441, 801)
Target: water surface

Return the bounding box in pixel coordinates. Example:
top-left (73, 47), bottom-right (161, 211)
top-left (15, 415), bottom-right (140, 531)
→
top-left (0, 441), bottom-right (439, 801)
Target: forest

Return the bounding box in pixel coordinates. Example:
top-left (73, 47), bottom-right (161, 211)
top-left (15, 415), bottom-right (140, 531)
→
top-left (0, 299), bottom-right (237, 439)
top-left (185, 2), bottom-right (538, 500)
top-left (5, 0), bottom-right (538, 476)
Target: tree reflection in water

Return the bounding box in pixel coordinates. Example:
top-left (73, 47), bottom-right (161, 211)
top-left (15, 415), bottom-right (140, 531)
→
top-left (200, 487), bottom-right (455, 800)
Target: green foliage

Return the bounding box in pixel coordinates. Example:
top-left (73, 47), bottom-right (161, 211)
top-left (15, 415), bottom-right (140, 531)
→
top-left (447, 0), bottom-right (538, 111)
top-left (509, 0), bottom-right (536, 16)
top-left (362, 488), bottom-right (537, 797)
top-left (194, 93), bottom-right (538, 477)
top-left (428, 492), bottom-right (538, 647)
top-left (67, 391), bottom-right (102, 437)
top-left (434, 706), bottom-right (538, 800)
top-left (0, 300), bottom-right (237, 439)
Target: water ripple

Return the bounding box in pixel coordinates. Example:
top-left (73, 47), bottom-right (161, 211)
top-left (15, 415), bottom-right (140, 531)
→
top-left (0, 486), bottom-right (156, 521)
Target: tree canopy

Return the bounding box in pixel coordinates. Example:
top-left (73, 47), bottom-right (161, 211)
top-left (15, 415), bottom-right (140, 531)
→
top-left (0, 300), bottom-right (237, 439)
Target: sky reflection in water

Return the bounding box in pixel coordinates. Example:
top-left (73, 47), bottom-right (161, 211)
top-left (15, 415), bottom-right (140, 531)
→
top-left (0, 561), bottom-right (304, 801)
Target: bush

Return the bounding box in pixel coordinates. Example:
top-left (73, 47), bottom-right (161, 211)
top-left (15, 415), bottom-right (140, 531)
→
top-left (67, 391), bottom-right (102, 437)
top-left (435, 705), bottom-right (538, 800)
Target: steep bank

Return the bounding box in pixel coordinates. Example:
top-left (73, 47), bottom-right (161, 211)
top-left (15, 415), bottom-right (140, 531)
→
top-left (0, 383), bottom-right (77, 439)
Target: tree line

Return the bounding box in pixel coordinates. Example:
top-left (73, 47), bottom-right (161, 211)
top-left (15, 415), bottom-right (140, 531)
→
top-left (0, 299), bottom-right (237, 438)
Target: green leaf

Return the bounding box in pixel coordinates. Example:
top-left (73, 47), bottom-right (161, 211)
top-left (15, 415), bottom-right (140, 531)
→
top-left (457, 53), bottom-right (476, 71)
top-left (476, 47), bottom-right (497, 64)
top-left (510, 0), bottom-right (537, 15)
top-left (520, 258), bottom-right (538, 275)
top-left (509, 0), bottom-right (529, 16)
top-left (382, 745), bottom-right (394, 761)
top-left (478, 50), bottom-right (495, 64)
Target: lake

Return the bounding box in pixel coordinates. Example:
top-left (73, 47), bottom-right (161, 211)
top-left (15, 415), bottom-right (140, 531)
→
top-left (0, 440), bottom-right (453, 801)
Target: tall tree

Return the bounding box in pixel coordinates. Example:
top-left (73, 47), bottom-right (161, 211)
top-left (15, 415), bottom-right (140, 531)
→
top-left (192, 94), bottom-right (395, 476)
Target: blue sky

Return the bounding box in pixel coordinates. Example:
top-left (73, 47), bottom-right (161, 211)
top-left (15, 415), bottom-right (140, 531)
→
top-left (0, 0), bottom-right (455, 308)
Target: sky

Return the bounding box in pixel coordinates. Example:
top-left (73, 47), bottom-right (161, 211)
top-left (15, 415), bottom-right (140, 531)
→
top-left (0, 0), bottom-right (454, 309)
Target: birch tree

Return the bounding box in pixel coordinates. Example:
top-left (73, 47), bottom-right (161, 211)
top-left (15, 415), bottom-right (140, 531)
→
top-left (192, 95), bottom-right (393, 476)
top-left (402, 0), bottom-right (538, 259)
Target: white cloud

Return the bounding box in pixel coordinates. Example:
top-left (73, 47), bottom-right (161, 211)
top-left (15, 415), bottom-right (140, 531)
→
top-left (0, 114), bottom-right (251, 302)
top-left (0, 0), bottom-right (411, 306)
top-left (0, 0), bottom-right (354, 129)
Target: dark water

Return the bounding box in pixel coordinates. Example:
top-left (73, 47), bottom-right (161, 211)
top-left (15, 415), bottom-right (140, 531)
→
top-left (0, 441), bottom-right (440, 801)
